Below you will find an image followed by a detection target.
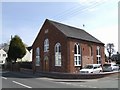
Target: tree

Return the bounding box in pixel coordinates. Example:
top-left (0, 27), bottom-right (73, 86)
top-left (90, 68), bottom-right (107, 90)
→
top-left (7, 35), bottom-right (26, 63)
top-left (106, 43), bottom-right (114, 59)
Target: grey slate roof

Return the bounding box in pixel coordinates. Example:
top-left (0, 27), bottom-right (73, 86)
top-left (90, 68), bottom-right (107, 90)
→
top-left (47, 19), bottom-right (104, 44)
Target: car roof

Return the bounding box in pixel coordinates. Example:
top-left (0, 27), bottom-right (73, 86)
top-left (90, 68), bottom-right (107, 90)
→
top-left (104, 63), bottom-right (116, 65)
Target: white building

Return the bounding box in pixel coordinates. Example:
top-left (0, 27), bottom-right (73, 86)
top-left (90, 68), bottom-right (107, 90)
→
top-left (17, 48), bottom-right (32, 62)
top-left (0, 49), bottom-right (7, 65)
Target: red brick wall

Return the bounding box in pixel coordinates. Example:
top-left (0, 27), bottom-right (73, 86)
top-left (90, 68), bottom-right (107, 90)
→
top-left (32, 20), bottom-right (105, 73)
top-left (67, 38), bottom-right (105, 73)
top-left (32, 20), bottom-right (68, 73)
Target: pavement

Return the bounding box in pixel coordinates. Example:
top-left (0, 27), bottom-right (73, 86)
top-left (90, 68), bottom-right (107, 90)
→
top-left (1, 70), bottom-right (120, 89)
top-left (20, 68), bottom-right (120, 79)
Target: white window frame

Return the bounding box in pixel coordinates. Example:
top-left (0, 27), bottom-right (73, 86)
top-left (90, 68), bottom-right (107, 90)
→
top-left (55, 43), bottom-right (61, 66)
top-left (74, 43), bottom-right (81, 66)
top-left (44, 39), bottom-right (49, 52)
top-left (36, 47), bottom-right (40, 66)
top-left (96, 46), bottom-right (101, 64)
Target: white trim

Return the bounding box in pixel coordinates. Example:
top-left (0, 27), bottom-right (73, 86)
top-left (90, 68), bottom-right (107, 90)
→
top-left (36, 47), bottom-right (40, 66)
top-left (44, 38), bottom-right (49, 52)
top-left (74, 43), bottom-right (81, 66)
top-left (96, 46), bottom-right (101, 64)
top-left (55, 43), bottom-right (61, 66)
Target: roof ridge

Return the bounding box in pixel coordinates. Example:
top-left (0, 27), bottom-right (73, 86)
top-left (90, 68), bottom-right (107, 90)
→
top-left (47, 19), bottom-right (85, 31)
top-left (46, 19), bottom-right (104, 44)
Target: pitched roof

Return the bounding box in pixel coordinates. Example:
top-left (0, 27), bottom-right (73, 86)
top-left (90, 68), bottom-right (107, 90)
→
top-left (47, 19), bottom-right (104, 44)
top-left (27, 46), bottom-right (32, 51)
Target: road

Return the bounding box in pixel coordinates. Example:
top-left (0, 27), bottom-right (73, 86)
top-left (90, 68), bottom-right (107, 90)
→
top-left (1, 70), bottom-right (119, 88)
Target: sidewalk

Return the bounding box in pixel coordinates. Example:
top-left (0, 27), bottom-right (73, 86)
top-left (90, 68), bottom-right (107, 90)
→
top-left (20, 68), bottom-right (120, 79)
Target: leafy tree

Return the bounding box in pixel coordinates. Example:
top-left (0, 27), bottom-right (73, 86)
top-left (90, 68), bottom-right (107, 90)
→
top-left (7, 35), bottom-right (26, 63)
top-left (106, 43), bottom-right (114, 59)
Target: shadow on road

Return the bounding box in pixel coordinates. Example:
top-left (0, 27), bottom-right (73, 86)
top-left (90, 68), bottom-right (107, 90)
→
top-left (2, 71), bottom-right (44, 79)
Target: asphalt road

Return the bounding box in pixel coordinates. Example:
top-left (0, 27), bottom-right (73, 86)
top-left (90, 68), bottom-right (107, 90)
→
top-left (1, 70), bottom-right (119, 89)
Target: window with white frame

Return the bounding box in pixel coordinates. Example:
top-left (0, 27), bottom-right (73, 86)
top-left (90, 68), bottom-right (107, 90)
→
top-left (74, 43), bottom-right (81, 66)
top-left (36, 47), bottom-right (40, 66)
top-left (44, 39), bottom-right (49, 52)
top-left (96, 46), bottom-right (101, 64)
top-left (55, 43), bottom-right (61, 66)
top-left (3, 54), bottom-right (6, 57)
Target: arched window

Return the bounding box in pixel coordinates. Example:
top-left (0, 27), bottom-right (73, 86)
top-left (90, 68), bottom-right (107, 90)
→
top-left (96, 46), bottom-right (101, 64)
top-left (74, 43), bottom-right (81, 66)
top-left (89, 46), bottom-right (93, 56)
top-left (44, 39), bottom-right (49, 52)
top-left (55, 43), bottom-right (61, 66)
top-left (36, 47), bottom-right (40, 66)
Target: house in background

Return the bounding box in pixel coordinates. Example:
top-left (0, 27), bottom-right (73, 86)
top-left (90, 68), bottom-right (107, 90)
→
top-left (0, 49), bottom-right (7, 65)
top-left (32, 19), bottom-right (105, 73)
top-left (111, 52), bottom-right (120, 64)
top-left (17, 46), bottom-right (32, 62)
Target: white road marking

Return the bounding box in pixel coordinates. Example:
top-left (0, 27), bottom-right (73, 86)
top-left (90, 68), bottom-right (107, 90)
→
top-left (2, 77), bottom-right (7, 80)
top-left (36, 77), bottom-right (54, 81)
top-left (12, 81), bottom-right (32, 88)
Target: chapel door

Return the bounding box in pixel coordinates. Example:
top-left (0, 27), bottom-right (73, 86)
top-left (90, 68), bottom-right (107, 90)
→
top-left (43, 56), bottom-right (49, 72)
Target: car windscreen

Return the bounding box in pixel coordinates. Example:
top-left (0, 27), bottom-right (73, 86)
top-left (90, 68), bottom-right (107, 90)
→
top-left (103, 64), bottom-right (111, 67)
top-left (84, 65), bottom-right (93, 69)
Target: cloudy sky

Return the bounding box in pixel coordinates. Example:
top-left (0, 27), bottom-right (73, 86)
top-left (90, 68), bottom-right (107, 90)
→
top-left (1, 0), bottom-right (119, 55)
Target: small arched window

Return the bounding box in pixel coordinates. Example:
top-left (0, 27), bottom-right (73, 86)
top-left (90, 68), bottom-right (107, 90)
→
top-left (44, 38), bottom-right (49, 52)
top-left (74, 43), bottom-right (81, 66)
top-left (96, 46), bottom-right (101, 64)
top-left (36, 47), bottom-right (40, 66)
top-left (55, 43), bottom-right (61, 66)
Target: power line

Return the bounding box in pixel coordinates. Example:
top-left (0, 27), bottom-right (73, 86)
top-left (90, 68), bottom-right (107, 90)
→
top-left (51, 1), bottom-right (96, 19)
top-left (50, 1), bottom-right (113, 22)
top-left (55, 2), bottom-right (105, 22)
top-left (51, 2), bottom-right (98, 20)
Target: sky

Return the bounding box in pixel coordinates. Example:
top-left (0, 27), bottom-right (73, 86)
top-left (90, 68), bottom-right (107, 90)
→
top-left (1, 0), bottom-right (119, 55)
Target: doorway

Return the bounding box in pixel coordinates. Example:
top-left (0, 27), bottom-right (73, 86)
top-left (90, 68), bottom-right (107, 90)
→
top-left (43, 56), bottom-right (49, 72)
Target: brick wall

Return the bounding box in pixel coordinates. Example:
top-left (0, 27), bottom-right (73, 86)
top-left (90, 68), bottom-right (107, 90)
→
top-left (32, 20), bottom-right (68, 73)
top-left (32, 20), bottom-right (105, 73)
top-left (67, 38), bottom-right (105, 73)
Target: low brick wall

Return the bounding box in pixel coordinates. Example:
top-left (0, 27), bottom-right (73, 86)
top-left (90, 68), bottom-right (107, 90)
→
top-left (37, 71), bottom-right (119, 79)
top-left (20, 68), bottom-right (119, 79)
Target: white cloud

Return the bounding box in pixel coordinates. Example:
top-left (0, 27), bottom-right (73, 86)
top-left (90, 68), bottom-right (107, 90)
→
top-left (88, 25), bottom-right (118, 55)
top-left (87, 7), bottom-right (98, 12)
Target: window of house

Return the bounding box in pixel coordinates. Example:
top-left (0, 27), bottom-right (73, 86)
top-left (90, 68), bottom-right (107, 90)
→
top-left (74, 43), bottom-right (81, 66)
top-left (36, 47), bottom-right (40, 66)
top-left (44, 39), bottom-right (49, 52)
top-left (55, 43), bottom-right (61, 66)
top-left (3, 54), bottom-right (6, 57)
top-left (96, 46), bottom-right (101, 64)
